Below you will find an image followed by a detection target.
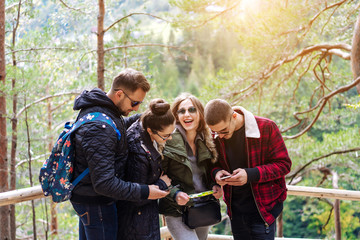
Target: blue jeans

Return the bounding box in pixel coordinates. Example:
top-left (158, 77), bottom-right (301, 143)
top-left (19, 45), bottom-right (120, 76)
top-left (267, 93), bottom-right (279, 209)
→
top-left (71, 201), bottom-right (117, 240)
top-left (230, 212), bottom-right (276, 240)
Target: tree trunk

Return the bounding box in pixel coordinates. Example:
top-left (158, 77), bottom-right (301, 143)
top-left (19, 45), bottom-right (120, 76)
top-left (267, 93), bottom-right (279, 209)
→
top-left (10, 1), bottom-right (22, 238)
top-left (351, 13), bottom-right (360, 93)
top-left (0, 0), bottom-right (10, 239)
top-left (10, 78), bottom-right (17, 240)
top-left (25, 102), bottom-right (37, 239)
top-left (97, 0), bottom-right (105, 90)
top-left (46, 91), bottom-right (58, 235)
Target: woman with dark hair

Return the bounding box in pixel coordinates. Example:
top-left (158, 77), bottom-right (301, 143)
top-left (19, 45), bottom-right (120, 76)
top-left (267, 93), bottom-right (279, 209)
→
top-left (117, 99), bottom-right (175, 240)
top-left (159, 93), bottom-right (223, 240)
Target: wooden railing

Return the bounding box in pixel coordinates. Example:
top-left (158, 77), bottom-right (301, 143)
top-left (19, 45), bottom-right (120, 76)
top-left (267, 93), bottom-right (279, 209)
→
top-left (1, 185), bottom-right (360, 207)
top-left (159, 226), bottom-right (321, 240)
top-left (1, 185), bottom-right (357, 239)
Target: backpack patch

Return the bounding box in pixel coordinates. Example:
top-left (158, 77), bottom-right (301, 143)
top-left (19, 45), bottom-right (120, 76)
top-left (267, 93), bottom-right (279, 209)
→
top-left (39, 112), bottom-right (121, 203)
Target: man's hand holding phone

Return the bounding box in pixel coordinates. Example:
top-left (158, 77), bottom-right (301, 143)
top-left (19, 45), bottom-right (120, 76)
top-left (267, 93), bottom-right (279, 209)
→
top-left (220, 175), bottom-right (232, 180)
top-left (215, 170), bottom-right (232, 186)
top-left (216, 168), bottom-right (248, 186)
top-left (225, 168), bottom-right (248, 186)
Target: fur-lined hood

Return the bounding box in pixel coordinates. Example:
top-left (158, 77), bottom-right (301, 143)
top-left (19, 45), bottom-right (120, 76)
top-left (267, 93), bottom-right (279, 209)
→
top-left (163, 124), bottom-right (217, 163)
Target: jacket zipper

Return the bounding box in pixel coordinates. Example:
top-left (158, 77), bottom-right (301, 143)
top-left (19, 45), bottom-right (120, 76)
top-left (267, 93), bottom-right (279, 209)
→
top-left (246, 138), bottom-right (269, 227)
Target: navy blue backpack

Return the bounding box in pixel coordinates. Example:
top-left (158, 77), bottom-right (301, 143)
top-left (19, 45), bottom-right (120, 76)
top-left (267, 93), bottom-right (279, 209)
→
top-left (39, 112), bottom-right (121, 203)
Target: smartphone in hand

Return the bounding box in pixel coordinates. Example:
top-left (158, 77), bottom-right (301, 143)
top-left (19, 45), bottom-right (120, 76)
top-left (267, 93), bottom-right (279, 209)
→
top-left (220, 175), bottom-right (232, 180)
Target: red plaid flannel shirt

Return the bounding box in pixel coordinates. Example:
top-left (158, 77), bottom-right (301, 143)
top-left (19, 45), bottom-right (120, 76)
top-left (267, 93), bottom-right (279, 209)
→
top-left (212, 110), bottom-right (291, 225)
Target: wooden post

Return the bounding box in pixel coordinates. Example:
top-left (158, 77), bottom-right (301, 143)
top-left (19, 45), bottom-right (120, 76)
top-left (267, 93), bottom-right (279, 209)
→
top-left (332, 172), bottom-right (341, 240)
top-left (161, 215), bottom-right (172, 240)
top-left (277, 212), bottom-right (283, 237)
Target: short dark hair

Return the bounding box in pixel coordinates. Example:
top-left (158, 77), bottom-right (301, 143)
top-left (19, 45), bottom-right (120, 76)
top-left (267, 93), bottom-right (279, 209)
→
top-left (204, 99), bottom-right (233, 125)
top-left (141, 99), bottom-right (175, 132)
top-left (111, 68), bottom-right (150, 93)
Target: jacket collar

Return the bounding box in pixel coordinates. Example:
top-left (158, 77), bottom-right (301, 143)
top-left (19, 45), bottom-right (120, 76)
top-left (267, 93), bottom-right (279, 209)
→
top-left (233, 106), bottom-right (260, 138)
top-left (163, 127), bottom-right (212, 162)
top-left (129, 120), bottom-right (162, 160)
top-left (176, 124), bottom-right (204, 143)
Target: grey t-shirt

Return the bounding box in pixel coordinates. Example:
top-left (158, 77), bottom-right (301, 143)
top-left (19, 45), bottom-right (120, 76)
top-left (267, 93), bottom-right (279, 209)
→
top-left (177, 125), bottom-right (207, 193)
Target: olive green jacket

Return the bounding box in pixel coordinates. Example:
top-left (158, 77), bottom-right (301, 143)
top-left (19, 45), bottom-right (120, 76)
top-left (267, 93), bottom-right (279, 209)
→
top-left (159, 130), bottom-right (216, 217)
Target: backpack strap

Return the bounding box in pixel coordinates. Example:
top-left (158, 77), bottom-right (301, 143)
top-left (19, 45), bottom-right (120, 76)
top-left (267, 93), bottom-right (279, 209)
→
top-left (72, 168), bottom-right (90, 186)
top-left (72, 112), bottom-right (121, 140)
top-left (71, 112), bottom-right (122, 186)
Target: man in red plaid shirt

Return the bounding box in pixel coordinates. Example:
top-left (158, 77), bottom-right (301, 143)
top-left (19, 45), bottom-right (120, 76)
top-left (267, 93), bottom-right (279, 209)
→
top-left (204, 99), bottom-right (291, 240)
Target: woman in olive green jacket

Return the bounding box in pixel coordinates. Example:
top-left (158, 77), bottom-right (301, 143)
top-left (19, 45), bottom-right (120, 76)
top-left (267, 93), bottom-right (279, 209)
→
top-left (159, 93), bottom-right (222, 240)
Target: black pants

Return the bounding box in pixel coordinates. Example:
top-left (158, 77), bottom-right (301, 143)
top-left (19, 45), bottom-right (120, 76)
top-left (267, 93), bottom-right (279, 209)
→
top-left (230, 212), bottom-right (276, 240)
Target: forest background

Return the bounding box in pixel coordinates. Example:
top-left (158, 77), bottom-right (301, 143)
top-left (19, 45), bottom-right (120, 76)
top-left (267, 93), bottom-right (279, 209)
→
top-left (1, 0), bottom-right (360, 239)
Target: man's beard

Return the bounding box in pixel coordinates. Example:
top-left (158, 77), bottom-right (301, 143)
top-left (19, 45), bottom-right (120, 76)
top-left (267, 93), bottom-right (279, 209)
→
top-left (116, 99), bottom-right (129, 116)
top-left (119, 109), bottom-right (127, 116)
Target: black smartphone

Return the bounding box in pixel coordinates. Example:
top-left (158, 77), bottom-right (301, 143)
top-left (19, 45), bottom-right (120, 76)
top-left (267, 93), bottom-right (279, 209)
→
top-left (165, 184), bottom-right (180, 191)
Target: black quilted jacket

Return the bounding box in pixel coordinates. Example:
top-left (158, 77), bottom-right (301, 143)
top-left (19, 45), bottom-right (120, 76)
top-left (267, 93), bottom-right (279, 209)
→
top-left (70, 88), bottom-right (149, 204)
top-left (117, 120), bottom-right (167, 240)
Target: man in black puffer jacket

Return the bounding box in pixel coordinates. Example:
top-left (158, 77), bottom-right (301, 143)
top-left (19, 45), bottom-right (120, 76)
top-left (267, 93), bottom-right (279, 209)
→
top-left (70, 68), bottom-right (169, 240)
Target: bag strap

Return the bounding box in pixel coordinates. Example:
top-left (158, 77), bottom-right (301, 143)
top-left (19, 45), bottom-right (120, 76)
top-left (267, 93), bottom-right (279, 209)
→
top-left (72, 168), bottom-right (90, 186)
top-left (70, 112), bottom-right (121, 186)
top-left (71, 112), bottom-right (121, 140)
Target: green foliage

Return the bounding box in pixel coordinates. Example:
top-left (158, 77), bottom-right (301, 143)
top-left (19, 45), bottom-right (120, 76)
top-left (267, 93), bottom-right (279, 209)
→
top-left (283, 196), bottom-right (326, 238)
top-left (3, 0), bottom-right (360, 238)
top-left (345, 95), bottom-right (360, 110)
top-left (284, 197), bottom-right (360, 239)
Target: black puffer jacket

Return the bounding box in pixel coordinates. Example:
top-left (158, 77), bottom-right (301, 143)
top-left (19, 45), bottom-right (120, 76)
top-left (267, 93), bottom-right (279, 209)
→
top-left (71, 88), bottom-right (149, 204)
top-left (117, 120), bottom-right (167, 240)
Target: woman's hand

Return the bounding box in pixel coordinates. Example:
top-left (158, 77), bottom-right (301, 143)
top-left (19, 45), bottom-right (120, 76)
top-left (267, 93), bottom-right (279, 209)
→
top-left (160, 174), bottom-right (172, 187)
top-left (212, 185), bottom-right (223, 199)
top-left (175, 191), bottom-right (190, 206)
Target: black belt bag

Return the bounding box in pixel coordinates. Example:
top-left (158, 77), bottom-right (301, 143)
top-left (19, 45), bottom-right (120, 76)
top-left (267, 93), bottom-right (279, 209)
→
top-left (182, 197), bottom-right (221, 229)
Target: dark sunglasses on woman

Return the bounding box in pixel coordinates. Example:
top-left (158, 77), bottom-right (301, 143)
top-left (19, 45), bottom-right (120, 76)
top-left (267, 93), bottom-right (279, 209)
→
top-left (177, 106), bottom-right (197, 115)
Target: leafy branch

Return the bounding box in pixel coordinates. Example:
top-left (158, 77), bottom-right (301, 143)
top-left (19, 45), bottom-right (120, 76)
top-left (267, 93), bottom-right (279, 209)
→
top-left (190, 1), bottom-right (242, 29)
top-left (6, 47), bottom-right (80, 55)
top-left (104, 43), bottom-right (191, 56)
top-left (58, 0), bottom-right (88, 14)
top-left (287, 147), bottom-right (360, 184)
top-left (104, 13), bottom-right (170, 33)
top-left (15, 91), bottom-right (80, 119)
top-left (282, 76), bottom-right (360, 139)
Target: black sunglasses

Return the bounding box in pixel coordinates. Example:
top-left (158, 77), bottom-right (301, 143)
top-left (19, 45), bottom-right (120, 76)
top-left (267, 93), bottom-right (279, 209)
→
top-left (155, 128), bottom-right (176, 140)
top-left (115, 89), bottom-right (143, 107)
top-left (211, 114), bottom-right (233, 135)
top-left (177, 106), bottom-right (197, 115)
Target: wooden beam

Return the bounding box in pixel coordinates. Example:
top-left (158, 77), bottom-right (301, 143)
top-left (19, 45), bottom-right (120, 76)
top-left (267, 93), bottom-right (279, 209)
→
top-left (0, 185), bottom-right (45, 206)
top-left (160, 227), bottom-right (321, 240)
top-left (1, 184), bottom-right (360, 207)
top-left (287, 185), bottom-right (360, 201)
